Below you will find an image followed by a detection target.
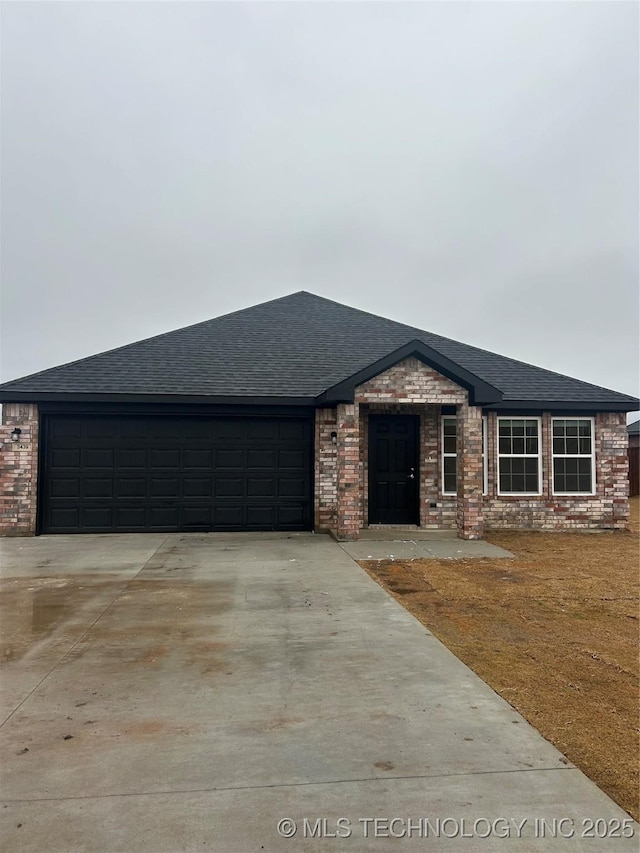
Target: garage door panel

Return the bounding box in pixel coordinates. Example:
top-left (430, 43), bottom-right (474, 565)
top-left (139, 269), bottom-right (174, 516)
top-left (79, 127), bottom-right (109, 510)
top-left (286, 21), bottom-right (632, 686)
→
top-left (51, 449), bottom-right (81, 469)
top-left (116, 506), bottom-right (147, 528)
top-left (216, 421), bottom-right (244, 441)
top-left (183, 478), bottom-right (212, 497)
top-left (149, 478), bottom-right (180, 498)
top-left (84, 478), bottom-right (113, 498)
top-left (147, 421), bottom-right (181, 441)
top-left (118, 449), bottom-right (148, 469)
top-left (43, 414), bottom-right (311, 533)
top-left (82, 507), bottom-right (113, 529)
top-left (247, 478), bottom-right (276, 497)
top-left (216, 449), bottom-right (244, 469)
top-left (117, 478), bottom-right (147, 498)
top-left (279, 478), bottom-right (306, 497)
top-left (215, 478), bottom-right (244, 497)
top-left (85, 419), bottom-right (115, 440)
top-left (150, 449), bottom-right (180, 469)
top-left (84, 449), bottom-right (114, 469)
top-left (214, 506), bottom-right (244, 527)
top-left (183, 449), bottom-right (212, 468)
top-left (278, 505), bottom-right (306, 526)
top-left (247, 421), bottom-right (278, 440)
top-left (279, 421), bottom-right (306, 440)
top-left (182, 506), bottom-right (212, 528)
top-left (149, 506), bottom-right (179, 528)
top-left (278, 449), bottom-right (306, 469)
top-left (180, 420), bottom-right (210, 440)
top-left (51, 418), bottom-right (82, 442)
top-left (246, 506), bottom-right (275, 527)
top-left (50, 507), bottom-right (80, 529)
top-left (247, 449), bottom-right (276, 469)
top-left (50, 478), bottom-right (80, 498)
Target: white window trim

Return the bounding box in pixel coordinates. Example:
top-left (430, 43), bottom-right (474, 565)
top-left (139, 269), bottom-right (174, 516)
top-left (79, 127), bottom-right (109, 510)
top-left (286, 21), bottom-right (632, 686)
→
top-left (482, 415), bottom-right (488, 496)
top-left (441, 414), bottom-right (488, 496)
top-left (496, 416), bottom-right (542, 497)
top-left (551, 416), bottom-right (596, 496)
top-left (441, 415), bottom-right (457, 495)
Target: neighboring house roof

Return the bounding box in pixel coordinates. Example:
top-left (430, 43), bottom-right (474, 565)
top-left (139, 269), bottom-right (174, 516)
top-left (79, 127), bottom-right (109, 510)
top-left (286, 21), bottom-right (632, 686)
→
top-left (0, 292), bottom-right (637, 410)
top-left (628, 420), bottom-right (640, 435)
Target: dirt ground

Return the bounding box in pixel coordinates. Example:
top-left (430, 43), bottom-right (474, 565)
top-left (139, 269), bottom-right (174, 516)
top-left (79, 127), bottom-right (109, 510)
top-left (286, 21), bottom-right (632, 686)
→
top-left (359, 498), bottom-right (640, 821)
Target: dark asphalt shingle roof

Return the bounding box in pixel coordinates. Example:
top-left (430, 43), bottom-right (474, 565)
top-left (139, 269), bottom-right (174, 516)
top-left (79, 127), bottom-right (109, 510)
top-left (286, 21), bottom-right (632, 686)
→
top-left (628, 420), bottom-right (640, 435)
top-left (0, 292), bottom-right (637, 407)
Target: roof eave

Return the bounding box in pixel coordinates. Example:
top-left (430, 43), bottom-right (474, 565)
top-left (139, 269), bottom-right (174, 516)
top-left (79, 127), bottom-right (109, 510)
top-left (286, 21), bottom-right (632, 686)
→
top-left (486, 399), bottom-right (640, 413)
top-left (0, 391), bottom-right (318, 407)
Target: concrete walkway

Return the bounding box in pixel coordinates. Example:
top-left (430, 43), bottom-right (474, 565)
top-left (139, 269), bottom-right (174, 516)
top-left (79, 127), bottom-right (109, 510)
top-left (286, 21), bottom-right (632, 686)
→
top-left (339, 533), bottom-right (514, 561)
top-left (0, 533), bottom-right (636, 851)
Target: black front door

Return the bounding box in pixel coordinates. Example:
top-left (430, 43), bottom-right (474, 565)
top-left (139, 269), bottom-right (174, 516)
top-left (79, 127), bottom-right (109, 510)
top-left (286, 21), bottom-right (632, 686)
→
top-left (368, 414), bottom-right (419, 525)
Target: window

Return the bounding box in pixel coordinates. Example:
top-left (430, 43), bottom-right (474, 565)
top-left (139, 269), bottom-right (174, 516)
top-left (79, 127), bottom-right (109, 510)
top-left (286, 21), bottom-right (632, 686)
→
top-left (442, 417), bottom-right (457, 494)
top-left (497, 418), bottom-right (541, 495)
top-left (441, 415), bottom-right (487, 495)
top-left (552, 418), bottom-right (595, 494)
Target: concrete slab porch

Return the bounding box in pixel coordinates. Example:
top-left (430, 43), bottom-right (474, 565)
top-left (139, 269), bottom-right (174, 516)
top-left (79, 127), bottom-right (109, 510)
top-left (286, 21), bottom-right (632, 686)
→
top-left (0, 532), bottom-right (635, 851)
top-left (339, 537), bottom-right (515, 561)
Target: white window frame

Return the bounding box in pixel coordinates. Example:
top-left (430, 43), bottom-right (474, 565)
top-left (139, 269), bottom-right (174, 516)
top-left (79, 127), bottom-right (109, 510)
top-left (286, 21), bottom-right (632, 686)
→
top-left (441, 415), bottom-right (488, 496)
top-left (551, 416), bottom-right (596, 496)
top-left (441, 416), bottom-right (457, 495)
top-left (482, 415), bottom-right (488, 496)
top-left (496, 416), bottom-right (542, 497)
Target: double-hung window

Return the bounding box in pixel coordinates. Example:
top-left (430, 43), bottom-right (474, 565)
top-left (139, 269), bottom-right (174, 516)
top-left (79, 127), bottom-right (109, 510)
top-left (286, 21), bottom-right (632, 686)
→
top-left (442, 417), bottom-right (457, 494)
top-left (552, 418), bottom-right (595, 495)
top-left (497, 418), bottom-right (541, 495)
top-left (441, 415), bottom-right (487, 495)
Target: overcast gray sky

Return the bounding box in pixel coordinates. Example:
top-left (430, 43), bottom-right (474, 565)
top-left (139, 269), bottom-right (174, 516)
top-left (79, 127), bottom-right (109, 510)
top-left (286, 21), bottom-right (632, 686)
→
top-left (1, 1), bottom-right (638, 415)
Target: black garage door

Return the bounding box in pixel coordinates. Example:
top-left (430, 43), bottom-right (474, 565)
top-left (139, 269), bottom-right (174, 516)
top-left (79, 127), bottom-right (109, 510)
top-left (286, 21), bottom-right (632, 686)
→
top-left (41, 414), bottom-right (312, 533)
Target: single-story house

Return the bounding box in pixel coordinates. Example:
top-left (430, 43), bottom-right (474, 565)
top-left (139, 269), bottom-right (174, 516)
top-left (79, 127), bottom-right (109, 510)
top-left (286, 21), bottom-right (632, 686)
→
top-left (1, 292), bottom-right (637, 539)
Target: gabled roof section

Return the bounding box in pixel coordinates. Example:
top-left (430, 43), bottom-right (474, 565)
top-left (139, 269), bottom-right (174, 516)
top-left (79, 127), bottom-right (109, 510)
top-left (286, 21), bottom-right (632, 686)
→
top-left (0, 291), bottom-right (638, 411)
top-left (317, 340), bottom-right (503, 406)
top-left (628, 420), bottom-right (640, 435)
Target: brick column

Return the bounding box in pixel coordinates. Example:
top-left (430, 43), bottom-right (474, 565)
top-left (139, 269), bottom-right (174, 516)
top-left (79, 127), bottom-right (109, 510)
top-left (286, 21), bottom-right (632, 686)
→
top-left (336, 402), bottom-right (361, 540)
top-left (597, 412), bottom-right (629, 529)
top-left (314, 408), bottom-right (338, 531)
top-left (0, 403), bottom-right (39, 536)
top-left (456, 402), bottom-right (484, 540)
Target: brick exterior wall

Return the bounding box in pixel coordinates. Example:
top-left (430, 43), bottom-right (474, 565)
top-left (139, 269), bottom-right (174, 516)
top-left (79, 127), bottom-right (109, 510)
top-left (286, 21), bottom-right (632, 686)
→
top-left (315, 357), bottom-right (631, 538)
top-left (314, 408), bottom-right (338, 531)
top-left (456, 402), bottom-right (484, 539)
top-left (1, 388), bottom-right (630, 538)
top-left (336, 403), bottom-right (360, 540)
top-left (0, 404), bottom-right (39, 536)
top-left (482, 411), bottom-right (629, 530)
top-left (355, 357), bottom-right (467, 405)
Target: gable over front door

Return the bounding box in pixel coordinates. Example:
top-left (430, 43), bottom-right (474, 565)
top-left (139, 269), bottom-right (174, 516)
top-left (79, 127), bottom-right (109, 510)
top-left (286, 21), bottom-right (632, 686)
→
top-left (368, 414), bottom-right (419, 525)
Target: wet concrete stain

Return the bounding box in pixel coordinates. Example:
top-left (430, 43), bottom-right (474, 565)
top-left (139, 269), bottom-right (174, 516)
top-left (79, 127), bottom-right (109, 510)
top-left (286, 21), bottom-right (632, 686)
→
top-left (0, 575), bottom-right (237, 667)
top-left (0, 578), bottom-right (99, 662)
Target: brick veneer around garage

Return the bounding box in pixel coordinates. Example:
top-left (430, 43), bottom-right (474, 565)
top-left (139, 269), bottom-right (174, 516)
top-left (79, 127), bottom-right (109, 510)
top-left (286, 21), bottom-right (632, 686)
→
top-left (0, 403), bottom-right (39, 535)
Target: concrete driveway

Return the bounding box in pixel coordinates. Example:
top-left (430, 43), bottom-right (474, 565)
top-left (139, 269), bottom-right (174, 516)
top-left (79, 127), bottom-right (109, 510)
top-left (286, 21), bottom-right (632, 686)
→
top-left (0, 533), bottom-right (636, 851)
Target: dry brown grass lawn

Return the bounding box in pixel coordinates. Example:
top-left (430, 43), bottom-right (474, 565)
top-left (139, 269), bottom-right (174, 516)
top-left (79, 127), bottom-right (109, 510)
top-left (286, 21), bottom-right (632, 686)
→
top-left (359, 497), bottom-right (640, 820)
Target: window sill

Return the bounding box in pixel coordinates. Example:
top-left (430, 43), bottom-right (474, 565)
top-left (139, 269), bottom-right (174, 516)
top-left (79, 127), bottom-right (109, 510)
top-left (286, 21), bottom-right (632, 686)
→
top-left (551, 492), bottom-right (597, 498)
top-left (496, 493), bottom-right (543, 499)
